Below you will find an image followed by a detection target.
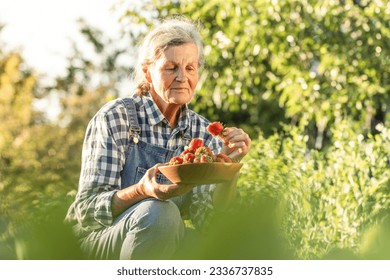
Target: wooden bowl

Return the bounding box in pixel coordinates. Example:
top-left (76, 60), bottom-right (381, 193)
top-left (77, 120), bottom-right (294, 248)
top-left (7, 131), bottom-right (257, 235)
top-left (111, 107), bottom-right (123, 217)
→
top-left (158, 162), bottom-right (243, 185)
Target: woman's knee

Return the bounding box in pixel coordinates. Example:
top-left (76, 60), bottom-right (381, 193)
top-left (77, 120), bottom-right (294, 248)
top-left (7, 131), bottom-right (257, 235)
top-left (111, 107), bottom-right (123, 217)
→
top-left (120, 199), bottom-right (184, 259)
top-left (135, 199), bottom-right (183, 233)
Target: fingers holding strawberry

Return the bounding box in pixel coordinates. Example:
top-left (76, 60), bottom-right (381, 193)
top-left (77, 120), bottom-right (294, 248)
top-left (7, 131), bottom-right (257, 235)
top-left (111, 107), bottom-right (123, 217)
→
top-left (220, 127), bottom-right (251, 162)
top-left (207, 120), bottom-right (251, 162)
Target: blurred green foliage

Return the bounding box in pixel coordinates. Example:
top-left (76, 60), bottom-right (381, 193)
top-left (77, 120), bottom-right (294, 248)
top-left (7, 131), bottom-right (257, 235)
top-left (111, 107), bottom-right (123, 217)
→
top-left (0, 20), bottom-right (131, 259)
top-left (1, 0), bottom-right (390, 259)
top-left (121, 0), bottom-right (389, 145)
top-left (238, 121), bottom-right (390, 259)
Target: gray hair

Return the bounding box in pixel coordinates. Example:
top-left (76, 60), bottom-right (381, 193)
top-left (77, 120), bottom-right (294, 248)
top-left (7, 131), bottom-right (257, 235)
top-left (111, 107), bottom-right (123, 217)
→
top-left (133, 17), bottom-right (204, 96)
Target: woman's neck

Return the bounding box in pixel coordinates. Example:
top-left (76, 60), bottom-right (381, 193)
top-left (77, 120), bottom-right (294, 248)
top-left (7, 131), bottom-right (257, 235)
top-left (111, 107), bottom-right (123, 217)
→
top-left (151, 93), bottom-right (182, 128)
top-left (163, 104), bottom-right (181, 128)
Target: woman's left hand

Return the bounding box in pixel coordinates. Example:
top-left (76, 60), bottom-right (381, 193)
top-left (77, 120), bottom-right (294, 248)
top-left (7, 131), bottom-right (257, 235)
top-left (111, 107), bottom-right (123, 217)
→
top-left (219, 127), bottom-right (251, 162)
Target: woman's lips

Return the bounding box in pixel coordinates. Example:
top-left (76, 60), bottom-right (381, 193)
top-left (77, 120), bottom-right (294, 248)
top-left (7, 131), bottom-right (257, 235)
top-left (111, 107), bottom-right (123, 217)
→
top-left (171, 88), bottom-right (188, 92)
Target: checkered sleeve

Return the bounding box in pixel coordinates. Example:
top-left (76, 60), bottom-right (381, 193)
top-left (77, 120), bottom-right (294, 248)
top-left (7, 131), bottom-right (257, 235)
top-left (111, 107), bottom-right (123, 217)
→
top-left (69, 101), bottom-right (129, 231)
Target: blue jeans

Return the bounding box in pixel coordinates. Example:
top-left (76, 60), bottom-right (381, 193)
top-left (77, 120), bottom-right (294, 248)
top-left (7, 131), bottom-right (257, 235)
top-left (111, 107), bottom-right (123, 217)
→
top-left (80, 198), bottom-right (185, 259)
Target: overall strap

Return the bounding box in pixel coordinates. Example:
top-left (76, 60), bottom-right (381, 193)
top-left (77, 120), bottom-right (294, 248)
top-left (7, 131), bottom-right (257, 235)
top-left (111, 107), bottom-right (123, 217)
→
top-left (121, 97), bottom-right (141, 143)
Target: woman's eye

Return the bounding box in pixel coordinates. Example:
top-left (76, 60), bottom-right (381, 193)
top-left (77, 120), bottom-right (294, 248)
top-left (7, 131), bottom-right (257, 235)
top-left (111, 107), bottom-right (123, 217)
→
top-left (165, 66), bottom-right (176, 71)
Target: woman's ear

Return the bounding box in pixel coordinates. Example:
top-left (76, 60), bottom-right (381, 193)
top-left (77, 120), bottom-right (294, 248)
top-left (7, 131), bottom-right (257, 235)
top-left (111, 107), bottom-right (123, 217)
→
top-left (143, 67), bottom-right (152, 83)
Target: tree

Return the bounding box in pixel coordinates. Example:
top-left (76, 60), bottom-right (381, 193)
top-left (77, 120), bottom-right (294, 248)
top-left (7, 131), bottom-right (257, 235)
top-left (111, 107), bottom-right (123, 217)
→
top-left (54, 18), bottom-right (134, 128)
top-left (119, 0), bottom-right (389, 146)
top-left (0, 48), bottom-right (41, 257)
top-left (0, 19), bottom-right (134, 259)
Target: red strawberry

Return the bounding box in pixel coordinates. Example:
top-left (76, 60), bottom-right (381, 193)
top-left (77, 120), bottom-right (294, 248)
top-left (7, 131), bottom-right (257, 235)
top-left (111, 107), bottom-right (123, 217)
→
top-left (195, 146), bottom-right (213, 157)
top-left (188, 138), bottom-right (204, 151)
top-left (195, 146), bottom-right (214, 163)
top-left (169, 156), bottom-right (184, 165)
top-left (181, 148), bottom-right (192, 156)
top-left (183, 152), bottom-right (195, 163)
top-left (215, 156), bottom-right (225, 163)
top-left (207, 122), bottom-right (224, 136)
top-left (215, 153), bottom-right (233, 163)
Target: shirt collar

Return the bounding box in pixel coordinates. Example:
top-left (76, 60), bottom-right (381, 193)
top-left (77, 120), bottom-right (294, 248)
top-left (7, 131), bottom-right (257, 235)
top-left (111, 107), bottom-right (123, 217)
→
top-left (136, 93), bottom-right (190, 131)
top-left (176, 105), bottom-right (190, 132)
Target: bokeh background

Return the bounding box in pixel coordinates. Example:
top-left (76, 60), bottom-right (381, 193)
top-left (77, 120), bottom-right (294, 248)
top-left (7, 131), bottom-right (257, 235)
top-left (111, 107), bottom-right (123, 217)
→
top-left (0, 0), bottom-right (389, 260)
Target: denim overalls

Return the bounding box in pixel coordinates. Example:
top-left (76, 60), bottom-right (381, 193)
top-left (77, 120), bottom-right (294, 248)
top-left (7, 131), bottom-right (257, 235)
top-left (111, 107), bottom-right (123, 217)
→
top-left (120, 97), bottom-right (193, 214)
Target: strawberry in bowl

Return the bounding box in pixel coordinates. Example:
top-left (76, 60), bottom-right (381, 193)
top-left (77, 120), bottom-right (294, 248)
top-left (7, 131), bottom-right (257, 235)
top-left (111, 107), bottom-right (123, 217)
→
top-left (161, 138), bottom-right (241, 185)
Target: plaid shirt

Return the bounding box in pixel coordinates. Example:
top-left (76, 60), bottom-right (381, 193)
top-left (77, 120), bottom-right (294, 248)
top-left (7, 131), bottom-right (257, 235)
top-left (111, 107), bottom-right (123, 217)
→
top-left (66, 94), bottom-right (222, 235)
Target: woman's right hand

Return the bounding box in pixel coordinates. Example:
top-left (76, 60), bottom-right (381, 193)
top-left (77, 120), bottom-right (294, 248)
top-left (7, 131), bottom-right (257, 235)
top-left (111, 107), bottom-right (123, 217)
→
top-left (137, 163), bottom-right (195, 200)
top-left (112, 163), bottom-right (195, 218)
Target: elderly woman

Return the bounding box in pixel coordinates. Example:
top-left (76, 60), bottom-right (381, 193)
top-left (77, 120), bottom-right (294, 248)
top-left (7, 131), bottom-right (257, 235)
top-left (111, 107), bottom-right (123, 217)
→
top-left (66, 17), bottom-right (251, 260)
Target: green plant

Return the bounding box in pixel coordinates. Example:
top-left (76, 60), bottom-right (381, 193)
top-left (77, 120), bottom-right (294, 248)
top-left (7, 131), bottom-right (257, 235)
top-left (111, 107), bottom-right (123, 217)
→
top-left (238, 121), bottom-right (390, 259)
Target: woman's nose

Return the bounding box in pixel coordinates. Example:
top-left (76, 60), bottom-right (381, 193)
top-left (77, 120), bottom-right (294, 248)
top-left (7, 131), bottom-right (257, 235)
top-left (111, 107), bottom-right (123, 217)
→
top-left (175, 68), bottom-right (187, 82)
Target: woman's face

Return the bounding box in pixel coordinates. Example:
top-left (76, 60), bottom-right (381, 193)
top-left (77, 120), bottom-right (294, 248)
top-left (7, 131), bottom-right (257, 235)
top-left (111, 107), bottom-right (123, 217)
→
top-left (146, 43), bottom-right (199, 108)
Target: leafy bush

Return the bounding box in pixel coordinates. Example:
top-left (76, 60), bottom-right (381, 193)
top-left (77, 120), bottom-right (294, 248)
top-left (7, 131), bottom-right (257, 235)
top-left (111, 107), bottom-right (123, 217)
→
top-left (238, 121), bottom-right (390, 259)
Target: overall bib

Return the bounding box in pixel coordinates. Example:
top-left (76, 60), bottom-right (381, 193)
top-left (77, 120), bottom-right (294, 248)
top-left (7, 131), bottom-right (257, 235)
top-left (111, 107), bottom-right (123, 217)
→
top-left (81, 98), bottom-right (193, 260)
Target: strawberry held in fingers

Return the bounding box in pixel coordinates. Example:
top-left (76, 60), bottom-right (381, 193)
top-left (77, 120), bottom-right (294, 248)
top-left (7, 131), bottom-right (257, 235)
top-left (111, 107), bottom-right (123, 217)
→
top-left (207, 122), bottom-right (224, 137)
